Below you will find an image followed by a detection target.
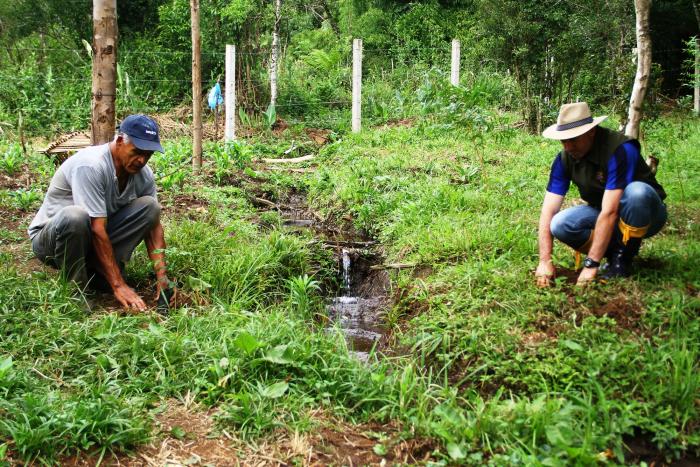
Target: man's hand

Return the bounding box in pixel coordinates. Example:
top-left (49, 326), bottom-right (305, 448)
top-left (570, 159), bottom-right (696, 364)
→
top-left (576, 266), bottom-right (598, 286)
top-left (535, 260), bottom-right (556, 288)
top-left (536, 192), bottom-right (564, 288)
top-left (113, 283), bottom-right (147, 311)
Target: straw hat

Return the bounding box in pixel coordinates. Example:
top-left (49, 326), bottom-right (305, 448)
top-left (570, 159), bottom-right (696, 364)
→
top-left (542, 102), bottom-right (607, 140)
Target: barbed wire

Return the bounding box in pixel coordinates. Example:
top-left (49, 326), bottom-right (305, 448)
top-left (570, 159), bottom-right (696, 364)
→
top-left (8, 42), bottom-right (582, 58)
top-left (2, 97), bottom-right (372, 114)
top-left (10, 46), bottom-right (690, 55)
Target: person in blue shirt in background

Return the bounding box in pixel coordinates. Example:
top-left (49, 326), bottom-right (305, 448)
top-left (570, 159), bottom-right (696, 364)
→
top-left (535, 102), bottom-right (667, 287)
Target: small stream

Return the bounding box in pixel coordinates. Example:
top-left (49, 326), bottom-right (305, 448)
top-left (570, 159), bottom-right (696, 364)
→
top-left (327, 248), bottom-right (387, 360)
top-left (265, 192), bottom-right (389, 360)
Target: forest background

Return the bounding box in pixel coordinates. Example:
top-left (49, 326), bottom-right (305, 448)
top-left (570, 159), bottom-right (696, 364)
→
top-left (0, 0), bottom-right (698, 136)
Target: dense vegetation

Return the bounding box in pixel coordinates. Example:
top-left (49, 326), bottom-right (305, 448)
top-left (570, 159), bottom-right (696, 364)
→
top-left (0, 0), bottom-right (697, 134)
top-left (0, 0), bottom-right (699, 464)
top-left (1, 106), bottom-right (699, 464)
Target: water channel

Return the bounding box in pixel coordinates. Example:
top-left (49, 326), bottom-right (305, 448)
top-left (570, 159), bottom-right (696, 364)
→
top-left (270, 192), bottom-right (390, 360)
top-left (326, 247), bottom-right (388, 360)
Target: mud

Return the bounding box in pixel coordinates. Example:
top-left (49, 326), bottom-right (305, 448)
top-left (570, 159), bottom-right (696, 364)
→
top-left (587, 294), bottom-right (644, 331)
top-left (623, 433), bottom-right (700, 466)
top-left (42, 403), bottom-right (436, 466)
top-left (160, 193), bottom-right (210, 219)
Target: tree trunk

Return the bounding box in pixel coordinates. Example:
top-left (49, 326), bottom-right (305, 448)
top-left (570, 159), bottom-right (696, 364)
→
top-left (91, 0), bottom-right (118, 145)
top-left (270, 0), bottom-right (281, 108)
top-left (191, 0), bottom-right (202, 170)
top-left (625, 0), bottom-right (652, 139)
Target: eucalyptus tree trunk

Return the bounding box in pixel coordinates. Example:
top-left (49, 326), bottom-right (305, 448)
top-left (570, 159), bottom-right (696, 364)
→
top-left (91, 0), bottom-right (118, 145)
top-left (625, 0), bottom-right (652, 139)
top-left (270, 0), bottom-right (282, 108)
top-left (191, 0), bottom-right (202, 170)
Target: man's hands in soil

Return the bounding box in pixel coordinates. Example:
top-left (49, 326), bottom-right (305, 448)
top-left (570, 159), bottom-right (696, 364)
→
top-left (576, 266), bottom-right (597, 286)
top-left (536, 261), bottom-right (598, 287)
top-left (113, 283), bottom-right (147, 312)
top-left (535, 260), bottom-right (555, 288)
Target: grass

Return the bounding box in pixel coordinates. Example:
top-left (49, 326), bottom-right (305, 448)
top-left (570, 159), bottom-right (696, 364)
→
top-left (0, 108), bottom-right (698, 464)
top-left (306, 113), bottom-right (700, 462)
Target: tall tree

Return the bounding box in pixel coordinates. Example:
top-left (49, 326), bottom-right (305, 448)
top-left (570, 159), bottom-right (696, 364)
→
top-left (91, 0), bottom-right (118, 144)
top-left (625, 0), bottom-right (652, 138)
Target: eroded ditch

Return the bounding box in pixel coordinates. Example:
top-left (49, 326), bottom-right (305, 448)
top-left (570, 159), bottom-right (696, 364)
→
top-left (254, 190), bottom-right (391, 360)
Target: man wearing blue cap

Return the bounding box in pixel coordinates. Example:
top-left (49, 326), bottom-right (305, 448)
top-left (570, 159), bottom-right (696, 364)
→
top-left (29, 114), bottom-right (175, 312)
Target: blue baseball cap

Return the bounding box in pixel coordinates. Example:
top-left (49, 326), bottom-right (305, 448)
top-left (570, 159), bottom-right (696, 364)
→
top-left (118, 114), bottom-right (164, 153)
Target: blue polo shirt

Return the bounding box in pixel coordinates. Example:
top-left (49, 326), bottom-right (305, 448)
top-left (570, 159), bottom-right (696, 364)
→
top-left (546, 141), bottom-right (641, 197)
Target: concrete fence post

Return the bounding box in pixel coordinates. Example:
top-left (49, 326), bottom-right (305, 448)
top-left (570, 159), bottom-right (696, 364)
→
top-left (190, 0), bottom-right (202, 170)
top-left (451, 39), bottom-right (460, 86)
top-left (694, 37), bottom-right (699, 116)
top-left (225, 44), bottom-right (236, 141)
top-left (352, 39), bottom-right (362, 133)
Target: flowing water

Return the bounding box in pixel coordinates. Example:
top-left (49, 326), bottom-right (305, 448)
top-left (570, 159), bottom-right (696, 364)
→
top-left (326, 248), bottom-right (387, 361)
top-left (271, 193), bottom-right (388, 360)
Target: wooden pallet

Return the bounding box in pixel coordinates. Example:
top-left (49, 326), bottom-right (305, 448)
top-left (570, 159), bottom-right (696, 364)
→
top-left (41, 131), bottom-right (91, 164)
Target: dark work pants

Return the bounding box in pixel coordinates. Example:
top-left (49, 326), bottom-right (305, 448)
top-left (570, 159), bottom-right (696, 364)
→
top-left (31, 196), bottom-right (160, 286)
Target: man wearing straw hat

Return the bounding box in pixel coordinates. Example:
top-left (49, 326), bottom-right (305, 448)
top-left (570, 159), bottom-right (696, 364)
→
top-left (535, 102), bottom-right (667, 286)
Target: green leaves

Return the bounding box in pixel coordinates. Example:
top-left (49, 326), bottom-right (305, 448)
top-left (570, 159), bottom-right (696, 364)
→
top-left (261, 345), bottom-right (294, 365)
top-left (0, 143), bottom-right (23, 176)
top-left (9, 188), bottom-right (42, 211)
top-left (258, 381), bottom-right (288, 399)
top-left (372, 443), bottom-right (388, 456)
top-left (170, 426), bottom-right (186, 440)
top-left (263, 104), bottom-right (277, 130)
top-left (233, 332), bottom-right (262, 355)
top-left (219, 0), bottom-right (256, 27)
top-left (545, 423), bottom-right (575, 446)
top-left (446, 442), bottom-right (466, 460)
top-left (0, 356), bottom-right (12, 380)
top-left (560, 339), bottom-right (584, 352)
top-left (304, 49), bottom-right (342, 73)
top-left (287, 274), bottom-right (320, 315)
top-left (186, 275), bottom-right (212, 292)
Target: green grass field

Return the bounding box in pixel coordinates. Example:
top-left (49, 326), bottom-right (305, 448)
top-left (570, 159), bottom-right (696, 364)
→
top-left (0, 110), bottom-right (698, 465)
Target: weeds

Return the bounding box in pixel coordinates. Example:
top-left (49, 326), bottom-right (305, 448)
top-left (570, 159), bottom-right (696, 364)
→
top-left (208, 140), bottom-right (253, 185)
top-left (1, 111), bottom-right (698, 464)
top-left (10, 188), bottom-right (42, 210)
top-left (0, 143), bottom-right (23, 176)
top-left (287, 274), bottom-right (320, 315)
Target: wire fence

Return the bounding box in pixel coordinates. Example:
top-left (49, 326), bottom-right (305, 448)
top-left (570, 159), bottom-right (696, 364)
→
top-left (2, 40), bottom-right (697, 136)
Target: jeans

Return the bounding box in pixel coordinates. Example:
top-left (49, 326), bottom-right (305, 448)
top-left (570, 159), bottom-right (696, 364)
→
top-left (31, 196), bottom-right (160, 285)
top-left (550, 182), bottom-right (667, 251)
